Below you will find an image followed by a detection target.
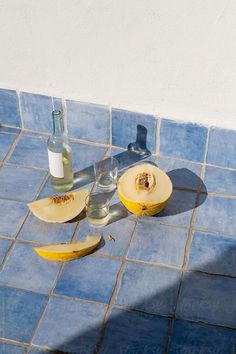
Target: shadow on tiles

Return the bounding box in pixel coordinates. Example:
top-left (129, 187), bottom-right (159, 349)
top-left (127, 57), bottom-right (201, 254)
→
top-left (28, 235), bottom-right (236, 354)
top-left (73, 124), bottom-right (151, 188)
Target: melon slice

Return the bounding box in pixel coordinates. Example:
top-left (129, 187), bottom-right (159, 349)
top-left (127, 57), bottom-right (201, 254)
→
top-left (34, 233), bottom-right (101, 261)
top-left (117, 163), bottom-right (172, 216)
top-left (28, 188), bottom-right (89, 223)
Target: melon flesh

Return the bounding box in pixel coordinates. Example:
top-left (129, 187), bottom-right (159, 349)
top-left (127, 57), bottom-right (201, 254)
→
top-left (117, 163), bottom-right (172, 216)
top-left (28, 188), bottom-right (89, 223)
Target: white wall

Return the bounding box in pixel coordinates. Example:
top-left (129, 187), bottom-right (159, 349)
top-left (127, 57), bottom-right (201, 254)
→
top-left (1, 0), bottom-right (236, 129)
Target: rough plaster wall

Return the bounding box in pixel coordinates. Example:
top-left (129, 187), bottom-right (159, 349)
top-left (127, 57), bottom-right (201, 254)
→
top-left (1, 0), bottom-right (236, 129)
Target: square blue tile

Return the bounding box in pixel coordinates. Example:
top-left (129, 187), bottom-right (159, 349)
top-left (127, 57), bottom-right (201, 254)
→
top-left (169, 319), bottom-right (236, 354)
top-left (112, 109), bottom-right (157, 153)
top-left (144, 189), bottom-right (197, 227)
top-left (67, 100), bottom-right (110, 144)
top-left (195, 195), bottom-right (236, 235)
top-left (71, 141), bottom-right (107, 172)
top-left (20, 92), bottom-right (53, 133)
top-left (0, 89), bottom-right (21, 127)
top-left (159, 119), bottom-right (208, 162)
top-left (0, 238), bottom-right (12, 264)
top-left (204, 165), bottom-right (236, 195)
top-left (18, 212), bottom-right (77, 244)
top-left (176, 272), bottom-right (236, 327)
top-left (188, 231), bottom-right (236, 277)
top-left (0, 165), bottom-right (46, 202)
top-left (0, 343), bottom-right (25, 354)
top-left (0, 243), bottom-right (60, 294)
top-left (115, 262), bottom-right (182, 316)
top-left (9, 133), bottom-right (48, 169)
top-left (28, 350), bottom-right (44, 354)
top-left (0, 199), bottom-right (28, 238)
top-left (32, 296), bottom-right (106, 353)
top-left (76, 218), bottom-right (136, 257)
top-left (127, 221), bottom-right (188, 267)
top-left (207, 127), bottom-right (236, 169)
top-left (0, 133), bottom-right (17, 161)
top-left (54, 255), bottom-right (121, 303)
top-left (0, 286), bottom-right (47, 343)
top-left (99, 308), bottom-right (170, 354)
top-left (157, 156), bottom-right (202, 191)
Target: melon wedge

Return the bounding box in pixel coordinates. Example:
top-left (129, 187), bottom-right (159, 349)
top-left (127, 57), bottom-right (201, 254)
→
top-left (117, 163), bottom-right (172, 216)
top-left (28, 188), bottom-right (89, 223)
top-left (34, 234), bottom-right (101, 261)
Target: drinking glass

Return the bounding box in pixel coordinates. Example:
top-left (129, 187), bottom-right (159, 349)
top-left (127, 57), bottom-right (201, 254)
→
top-left (94, 157), bottom-right (118, 192)
top-left (85, 192), bottom-right (110, 228)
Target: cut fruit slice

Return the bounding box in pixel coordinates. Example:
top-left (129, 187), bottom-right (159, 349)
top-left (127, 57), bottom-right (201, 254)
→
top-left (28, 188), bottom-right (89, 223)
top-left (34, 234), bottom-right (101, 261)
top-left (117, 163), bottom-right (172, 216)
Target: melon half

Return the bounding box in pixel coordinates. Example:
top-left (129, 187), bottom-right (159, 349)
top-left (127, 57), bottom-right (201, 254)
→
top-left (28, 188), bottom-right (89, 223)
top-left (117, 163), bottom-right (172, 216)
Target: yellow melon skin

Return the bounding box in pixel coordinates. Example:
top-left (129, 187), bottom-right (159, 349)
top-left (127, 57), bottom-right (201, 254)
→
top-left (118, 191), bottom-right (170, 216)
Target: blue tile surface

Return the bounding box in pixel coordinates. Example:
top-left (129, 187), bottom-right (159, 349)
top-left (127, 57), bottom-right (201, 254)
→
top-left (0, 89), bottom-right (21, 127)
top-left (0, 343), bottom-right (25, 354)
top-left (207, 127), bottom-right (236, 169)
top-left (54, 255), bottom-right (121, 303)
top-left (159, 119), bottom-right (208, 162)
top-left (157, 156), bottom-right (202, 191)
top-left (145, 189), bottom-right (197, 227)
top-left (99, 308), bottom-right (170, 354)
top-left (195, 195), bottom-right (236, 235)
top-left (20, 92), bottom-right (53, 133)
top-left (76, 218), bottom-right (136, 257)
top-left (0, 165), bottom-right (46, 202)
top-left (18, 212), bottom-right (77, 244)
top-left (169, 319), bottom-right (236, 354)
top-left (52, 97), bottom-right (62, 111)
top-left (0, 286), bottom-right (47, 343)
top-left (204, 165), bottom-right (236, 195)
top-left (115, 262), bottom-right (181, 316)
top-left (28, 350), bottom-right (45, 354)
top-left (9, 133), bottom-right (48, 169)
top-left (0, 126), bottom-right (20, 134)
top-left (176, 272), bottom-right (236, 327)
top-left (67, 100), bottom-right (110, 144)
top-left (32, 296), bottom-right (106, 353)
top-left (0, 238), bottom-right (12, 264)
top-left (127, 221), bottom-right (188, 267)
top-left (0, 199), bottom-right (28, 238)
top-left (71, 141), bottom-right (107, 172)
top-left (0, 243), bottom-right (60, 293)
top-left (188, 231), bottom-right (236, 277)
top-left (112, 109), bottom-right (157, 153)
top-left (0, 133), bottom-right (17, 161)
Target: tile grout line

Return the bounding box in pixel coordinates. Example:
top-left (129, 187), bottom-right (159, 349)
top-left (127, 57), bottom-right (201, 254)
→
top-left (93, 220), bottom-right (139, 354)
top-left (16, 89), bottom-right (24, 129)
top-left (0, 171), bottom-right (49, 273)
top-left (164, 162), bottom-right (208, 352)
top-left (27, 215), bottom-right (81, 349)
top-left (156, 117), bottom-right (161, 156)
top-left (2, 129), bottom-right (23, 163)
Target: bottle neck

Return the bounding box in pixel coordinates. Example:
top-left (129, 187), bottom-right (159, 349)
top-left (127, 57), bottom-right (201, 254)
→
top-left (52, 110), bottom-right (64, 136)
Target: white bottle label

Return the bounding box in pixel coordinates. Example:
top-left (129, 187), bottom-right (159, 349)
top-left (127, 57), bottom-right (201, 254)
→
top-left (48, 150), bottom-right (64, 178)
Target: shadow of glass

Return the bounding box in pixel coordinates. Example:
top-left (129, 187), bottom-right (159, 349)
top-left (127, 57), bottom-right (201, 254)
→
top-left (73, 124), bottom-right (151, 189)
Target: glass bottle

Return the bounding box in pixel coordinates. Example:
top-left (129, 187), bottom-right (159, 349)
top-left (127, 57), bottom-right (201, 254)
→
top-left (47, 110), bottom-right (73, 192)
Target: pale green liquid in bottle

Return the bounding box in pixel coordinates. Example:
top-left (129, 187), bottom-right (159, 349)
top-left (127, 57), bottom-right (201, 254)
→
top-left (48, 111), bottom-right (74, 192)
